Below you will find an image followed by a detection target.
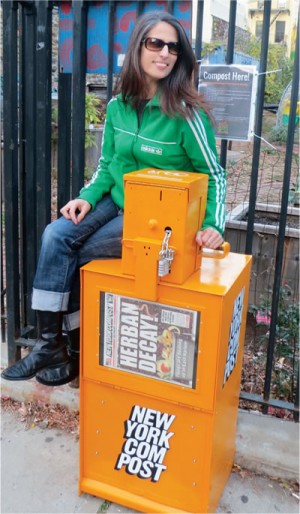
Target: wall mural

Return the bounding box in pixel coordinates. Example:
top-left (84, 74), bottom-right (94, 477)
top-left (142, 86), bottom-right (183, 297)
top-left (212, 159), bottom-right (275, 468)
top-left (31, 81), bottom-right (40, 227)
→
top-left (59, 1), bottom-right (192, 73)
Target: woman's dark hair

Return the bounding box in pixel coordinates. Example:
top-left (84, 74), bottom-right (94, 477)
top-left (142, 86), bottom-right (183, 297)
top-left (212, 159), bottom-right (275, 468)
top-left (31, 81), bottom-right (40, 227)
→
top-left (114, 11), bottom-right (210, 118)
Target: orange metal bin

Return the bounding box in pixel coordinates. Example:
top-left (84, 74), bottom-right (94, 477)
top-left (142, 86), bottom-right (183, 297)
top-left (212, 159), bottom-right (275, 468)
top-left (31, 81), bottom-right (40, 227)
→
top-left (79, 170), bottom-right (252, 513)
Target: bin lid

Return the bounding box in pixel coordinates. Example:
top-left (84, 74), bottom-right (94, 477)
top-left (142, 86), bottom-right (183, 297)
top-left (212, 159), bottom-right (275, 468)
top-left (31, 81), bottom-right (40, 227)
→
top-left (82, 252), bottom-right (252, 297)
top-left (124, 169), bottom-right (208, 202)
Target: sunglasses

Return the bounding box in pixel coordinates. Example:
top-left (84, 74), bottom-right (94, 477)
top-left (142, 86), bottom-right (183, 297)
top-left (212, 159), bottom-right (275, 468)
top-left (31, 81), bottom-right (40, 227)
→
top-left (142, 37), bottom-right (182, 56)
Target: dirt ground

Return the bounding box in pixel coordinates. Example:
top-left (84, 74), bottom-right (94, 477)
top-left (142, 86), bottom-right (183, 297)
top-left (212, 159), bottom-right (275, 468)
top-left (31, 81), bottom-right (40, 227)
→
top-left (223, 117), bottom-right (299, 418)
top-left (225, 140), bottom-right (299, 213)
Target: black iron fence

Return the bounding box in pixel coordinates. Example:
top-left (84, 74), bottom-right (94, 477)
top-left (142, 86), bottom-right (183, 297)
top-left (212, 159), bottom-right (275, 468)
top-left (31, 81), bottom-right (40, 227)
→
top-left (1, 0), bottom-right (299, 420)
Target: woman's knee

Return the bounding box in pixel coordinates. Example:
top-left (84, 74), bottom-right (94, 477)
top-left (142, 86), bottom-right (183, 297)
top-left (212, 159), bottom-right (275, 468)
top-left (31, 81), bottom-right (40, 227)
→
top-left (42, 218), bottom-right (67, 247)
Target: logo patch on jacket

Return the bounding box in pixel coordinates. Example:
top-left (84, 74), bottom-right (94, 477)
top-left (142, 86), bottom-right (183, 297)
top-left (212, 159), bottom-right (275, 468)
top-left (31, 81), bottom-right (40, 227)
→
top-left (141, 144), bottom-right (162, 155)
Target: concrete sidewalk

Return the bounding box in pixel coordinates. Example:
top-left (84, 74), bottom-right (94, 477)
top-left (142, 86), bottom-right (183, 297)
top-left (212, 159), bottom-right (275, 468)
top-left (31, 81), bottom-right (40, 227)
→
top-left (0, 408), bottom-right (298, 514)
top-left (1, 371), bottom-right (299, 514)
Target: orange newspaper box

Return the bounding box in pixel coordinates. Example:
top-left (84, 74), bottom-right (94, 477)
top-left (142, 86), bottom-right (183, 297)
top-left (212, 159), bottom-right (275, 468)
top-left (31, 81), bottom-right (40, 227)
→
top-left (79, 169), bottom-right (252, 513)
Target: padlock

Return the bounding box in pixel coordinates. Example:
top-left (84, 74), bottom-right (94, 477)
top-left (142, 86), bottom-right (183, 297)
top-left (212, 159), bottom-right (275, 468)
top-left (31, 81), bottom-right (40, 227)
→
top-left (158, 255), bottom-right (170, 277)
top-left (166, 248), bottom-right (174, 271)
top-left (158, 229), bottom-right (174, 277)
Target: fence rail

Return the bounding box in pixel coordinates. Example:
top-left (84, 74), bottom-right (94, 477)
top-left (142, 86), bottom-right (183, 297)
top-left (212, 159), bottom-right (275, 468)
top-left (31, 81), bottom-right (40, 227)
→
top-left (1, 0), bottom-right (299, 420)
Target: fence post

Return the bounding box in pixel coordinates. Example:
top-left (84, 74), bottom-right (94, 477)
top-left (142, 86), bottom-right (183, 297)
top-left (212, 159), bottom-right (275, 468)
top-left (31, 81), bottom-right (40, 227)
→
top-left (107, 0), bottom-right (115, 101)
top-left (263, 20), bottom-right (299, 414)
top-left (57, 73), bottom-right (72, 214)
top-left (35, 0), bottom-right (53, 247)
top-left (3, 0), bottom-right (21, 363)
top-left (166, 1), bottom-right (174, 14)
top-left (194, 0), bottom-right (204, 91)
top-left (21, 1), bottom-right (38, 328)
top-left (219, 0), bottom-right (237, 169)
top-left (71, 0), bottom-right (87, 198)
top-left (245, 0), bottom-right (271, 255)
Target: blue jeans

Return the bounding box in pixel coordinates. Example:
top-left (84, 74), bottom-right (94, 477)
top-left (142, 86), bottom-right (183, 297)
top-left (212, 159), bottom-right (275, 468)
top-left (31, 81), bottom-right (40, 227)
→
top-left (32, 195), bottom-right (123, 330)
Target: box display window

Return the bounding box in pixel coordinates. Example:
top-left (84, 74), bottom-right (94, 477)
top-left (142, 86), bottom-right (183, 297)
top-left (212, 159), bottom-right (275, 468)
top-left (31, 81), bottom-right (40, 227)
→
top-left (99, 293), bottom-right (200, 389)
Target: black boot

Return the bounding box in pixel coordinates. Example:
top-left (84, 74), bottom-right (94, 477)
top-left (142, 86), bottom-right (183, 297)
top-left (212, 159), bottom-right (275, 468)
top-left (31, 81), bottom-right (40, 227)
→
top-left (1, 311), bottom-right (68, 381)
top-left (35, 328), bottom-right (80, 387)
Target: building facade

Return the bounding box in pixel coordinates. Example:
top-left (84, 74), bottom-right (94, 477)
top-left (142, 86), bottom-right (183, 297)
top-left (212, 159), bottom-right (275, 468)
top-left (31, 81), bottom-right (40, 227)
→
top-left (247, 0), bottom-right (297, 57)
top-left (192, 0), bottom-right (297, 58)
top-left (196, 0), bottom-right (249, 43)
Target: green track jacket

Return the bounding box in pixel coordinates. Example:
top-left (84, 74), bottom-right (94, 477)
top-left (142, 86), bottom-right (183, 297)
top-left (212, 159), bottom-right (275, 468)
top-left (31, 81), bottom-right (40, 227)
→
top-left (79, 94), bottom-right (226, 234)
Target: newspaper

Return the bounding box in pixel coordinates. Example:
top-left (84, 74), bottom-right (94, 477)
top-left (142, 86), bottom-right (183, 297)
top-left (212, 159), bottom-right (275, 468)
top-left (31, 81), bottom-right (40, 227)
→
top-left (100, 293), bottom-right (200, 388)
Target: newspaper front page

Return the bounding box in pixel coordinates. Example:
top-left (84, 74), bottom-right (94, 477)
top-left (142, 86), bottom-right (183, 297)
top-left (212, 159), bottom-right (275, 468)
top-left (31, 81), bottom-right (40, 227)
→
top-left (100, 293), bottom-right (200, 388)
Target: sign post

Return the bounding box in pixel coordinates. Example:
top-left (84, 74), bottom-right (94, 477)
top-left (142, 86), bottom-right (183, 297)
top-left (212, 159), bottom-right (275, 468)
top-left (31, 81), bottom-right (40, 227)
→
top-left (79, 169), bottom-right (252, 513)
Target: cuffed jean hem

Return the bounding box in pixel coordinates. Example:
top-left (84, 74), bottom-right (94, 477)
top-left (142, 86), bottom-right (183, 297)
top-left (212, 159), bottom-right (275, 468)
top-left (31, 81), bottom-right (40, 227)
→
top-left (63, 311), bottom-right (80, 332)
top-left (32, 288), bottom-right (70, 312)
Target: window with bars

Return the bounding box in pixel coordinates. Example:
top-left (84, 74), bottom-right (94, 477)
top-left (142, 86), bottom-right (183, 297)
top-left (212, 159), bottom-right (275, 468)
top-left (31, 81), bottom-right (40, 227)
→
top-left (255, 20), bottom-right (263, 38)
top-left (275, 20), bottom-right (285, 43)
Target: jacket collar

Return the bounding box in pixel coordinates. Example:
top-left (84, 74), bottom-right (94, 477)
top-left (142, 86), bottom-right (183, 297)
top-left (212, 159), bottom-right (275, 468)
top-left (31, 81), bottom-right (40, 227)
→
top-left (148, 93), bottom-right (160, 107)
top-left (117, 92), bottom-right (161, 108)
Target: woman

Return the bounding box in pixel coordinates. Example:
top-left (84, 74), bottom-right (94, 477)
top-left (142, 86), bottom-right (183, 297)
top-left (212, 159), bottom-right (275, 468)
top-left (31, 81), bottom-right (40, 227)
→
top-left (2, 11), bottom-right (226, 386)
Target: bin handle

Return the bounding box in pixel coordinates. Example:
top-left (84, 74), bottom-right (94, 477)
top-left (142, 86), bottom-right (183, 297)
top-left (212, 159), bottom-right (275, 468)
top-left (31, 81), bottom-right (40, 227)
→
top-left (200, 241), bottom-right (230, 260)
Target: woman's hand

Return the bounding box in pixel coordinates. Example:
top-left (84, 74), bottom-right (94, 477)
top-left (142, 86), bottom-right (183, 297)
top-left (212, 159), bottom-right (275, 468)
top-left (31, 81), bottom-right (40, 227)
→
top-left (195, 227), bottom-right (223, 249)
top-left (60, 199), bottom-right (91, 224)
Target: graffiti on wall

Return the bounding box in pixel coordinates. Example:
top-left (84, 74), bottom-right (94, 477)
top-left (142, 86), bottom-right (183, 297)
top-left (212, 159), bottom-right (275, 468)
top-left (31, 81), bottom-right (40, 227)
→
top-left (59, 1), bottom-right (192, 73)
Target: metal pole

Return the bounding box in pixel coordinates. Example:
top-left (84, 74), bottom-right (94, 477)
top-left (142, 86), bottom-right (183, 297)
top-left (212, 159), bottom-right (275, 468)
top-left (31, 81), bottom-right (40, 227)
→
top-left (294, 365), bottom-right (299, 422)
top-left (220, 0), bottom-right (237, 169)
top-left (194, 0), bottom-right (204, 91)
top-left (245, 0), bottom-right (271, 254)
top-left (263, 18), bottom-right (299, 411)
top-left (71, 0), bottom-right (87, 198)
top-left (57, 73), bottom-right (72, 213)
top-left (3, 0), bottom-right (21, 362)
top-left (22, 1), bottom-right (37, 328)
top-left (166, 1), bottom-right (174, 14)
top-left (136, 0), bottom-right (144, 18)
top-left (107, 0), bottom-right (115, 101)
top-left (35, 0), bottom-right (52, 245)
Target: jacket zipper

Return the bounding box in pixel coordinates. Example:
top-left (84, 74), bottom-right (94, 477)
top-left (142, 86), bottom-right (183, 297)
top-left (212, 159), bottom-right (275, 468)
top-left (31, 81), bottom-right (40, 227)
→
top-left (131, 102), bottom-right (148, 168)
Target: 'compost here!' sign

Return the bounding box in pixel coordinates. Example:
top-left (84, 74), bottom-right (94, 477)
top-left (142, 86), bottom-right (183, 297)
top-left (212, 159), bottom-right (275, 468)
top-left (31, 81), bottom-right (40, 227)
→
top-left (199, 64), bottom-right (258, 141)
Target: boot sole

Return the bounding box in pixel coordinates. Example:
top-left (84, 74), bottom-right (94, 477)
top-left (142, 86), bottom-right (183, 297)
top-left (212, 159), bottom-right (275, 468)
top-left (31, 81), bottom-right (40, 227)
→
top-left (1, 358), bottom-right (70, 382)
top-left (1, 372), bottom-right (37, 381)
top-left (35, 373), bottom-right (78, 387)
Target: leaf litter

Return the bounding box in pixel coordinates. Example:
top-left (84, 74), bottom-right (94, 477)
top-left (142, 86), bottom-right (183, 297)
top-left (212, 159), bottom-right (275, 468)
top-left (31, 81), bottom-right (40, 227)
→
top-left (1, 396), bottom-right (79, 435)
top-left (232, 463), bottom-right (299, 502)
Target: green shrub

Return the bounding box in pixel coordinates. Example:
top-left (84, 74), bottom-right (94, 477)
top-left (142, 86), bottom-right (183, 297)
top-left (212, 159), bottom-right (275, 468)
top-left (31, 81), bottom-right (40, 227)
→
top-left (249, 287), bottom-right (299, 401)
top-left (269, 125), bottom-right (288, 143)
top-left (51, 93), bottom-right (106, 149)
